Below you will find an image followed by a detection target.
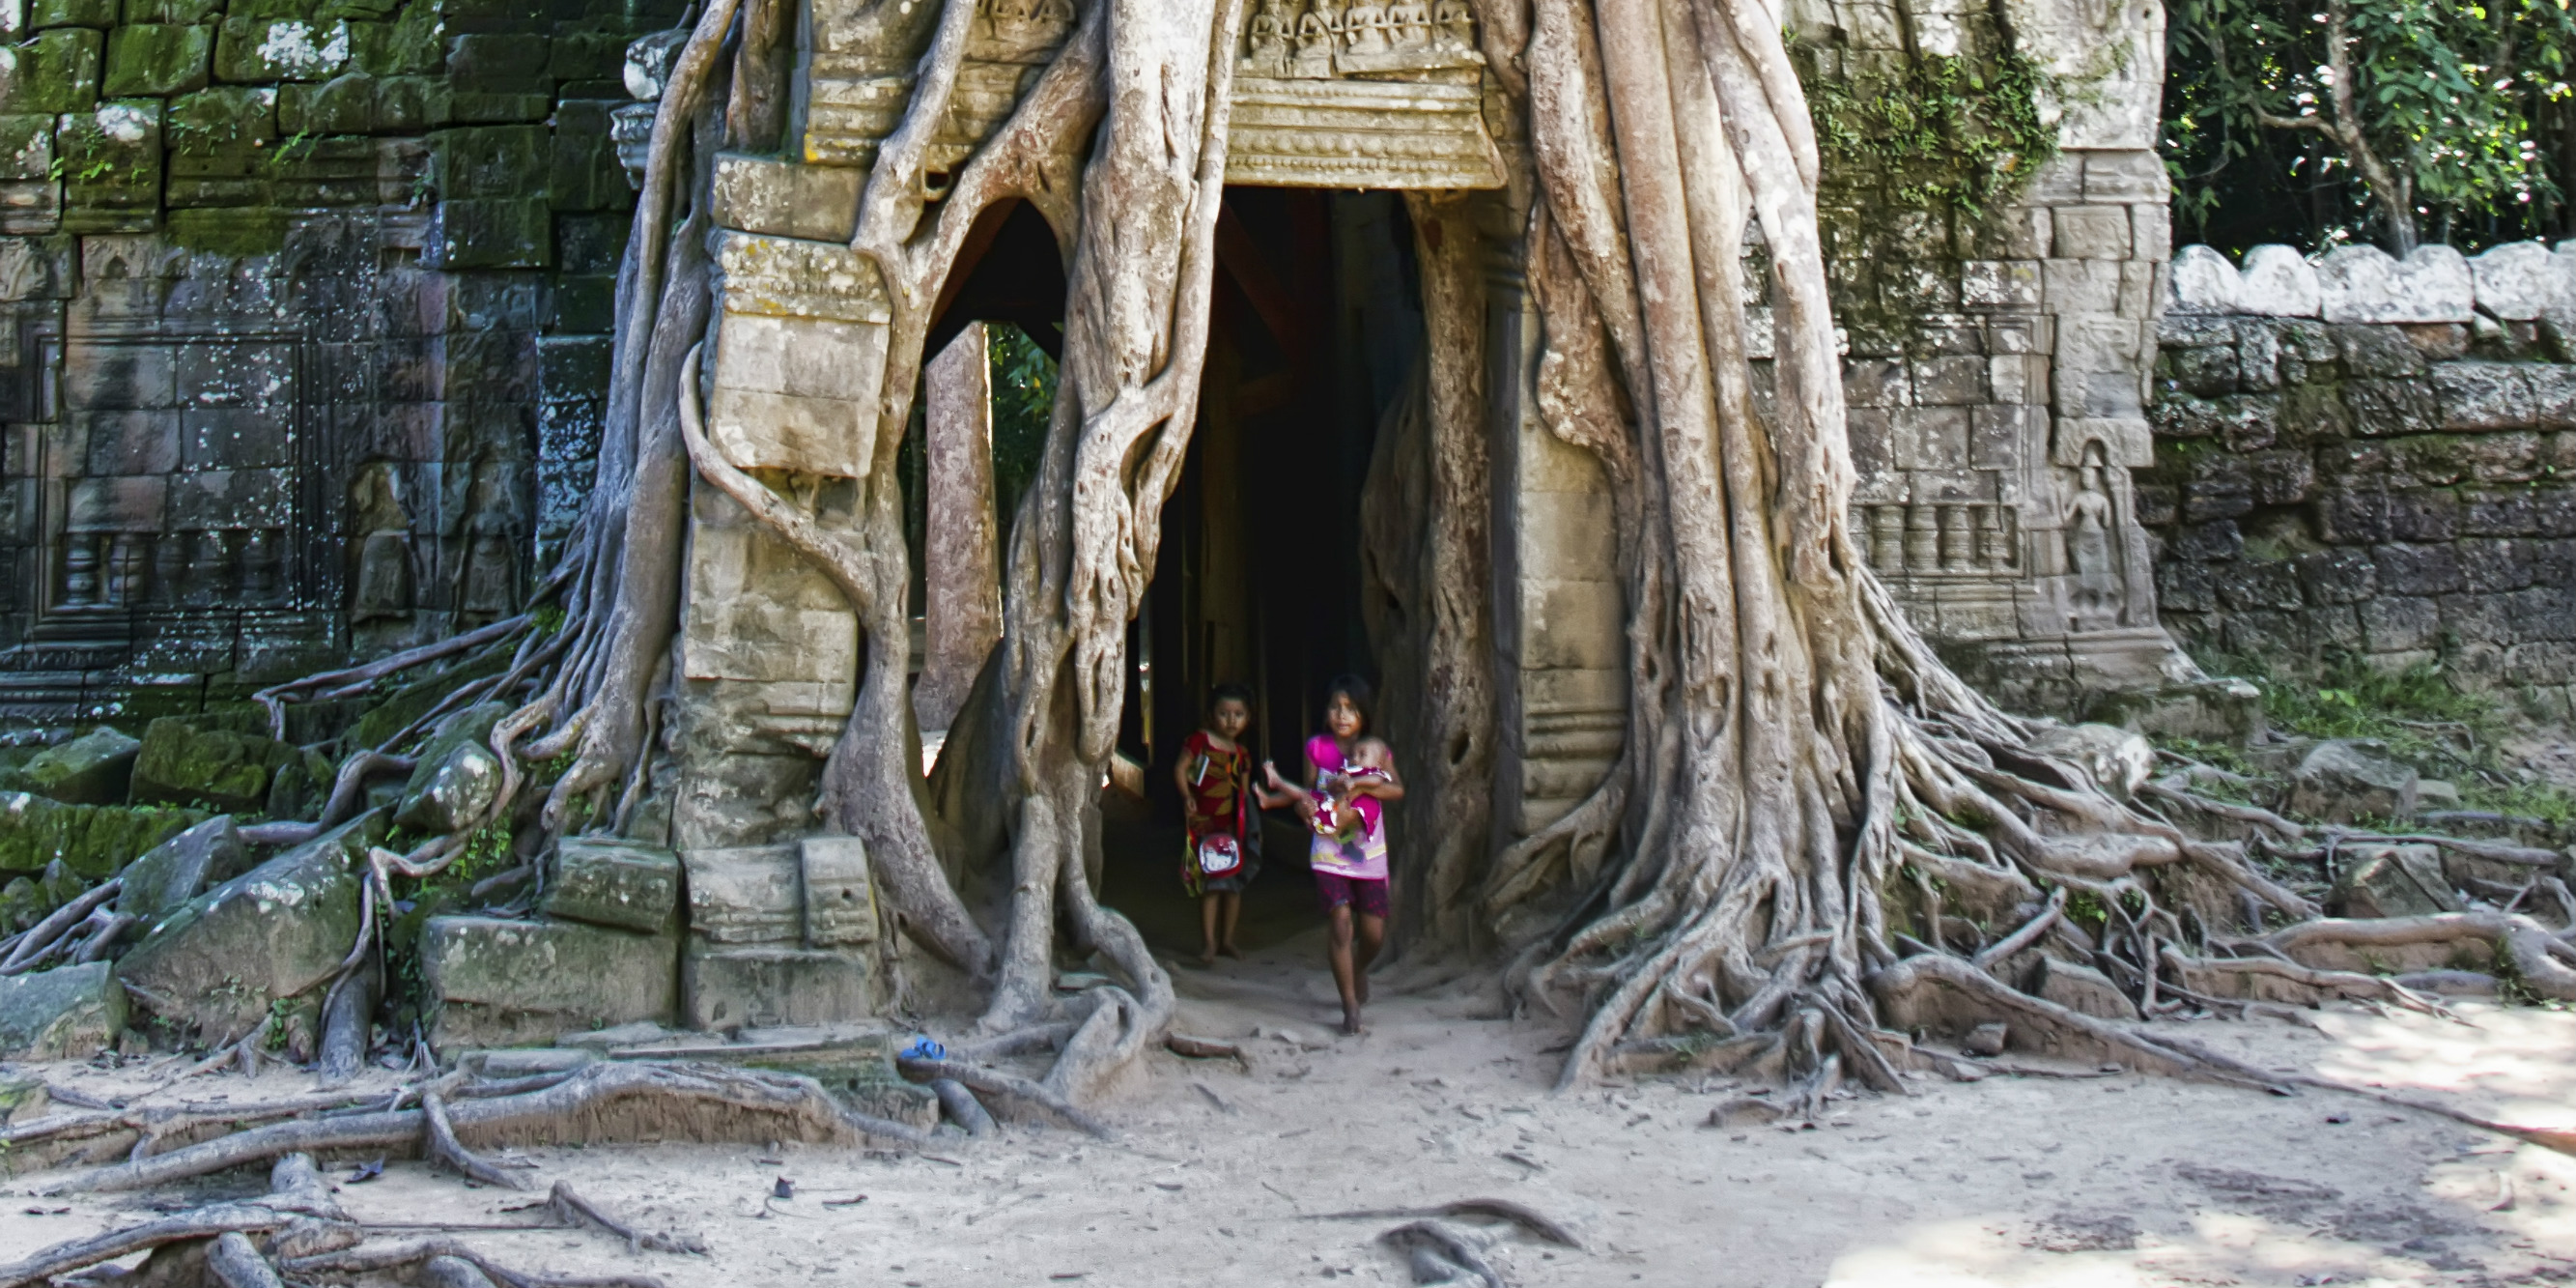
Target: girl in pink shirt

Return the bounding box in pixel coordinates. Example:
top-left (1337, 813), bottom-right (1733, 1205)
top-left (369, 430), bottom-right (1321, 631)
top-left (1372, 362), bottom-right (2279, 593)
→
top-left (1264, 674), bottom-right (1405, 1035)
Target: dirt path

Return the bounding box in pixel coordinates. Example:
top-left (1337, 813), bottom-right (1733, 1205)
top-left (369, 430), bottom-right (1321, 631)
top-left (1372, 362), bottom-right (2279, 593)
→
top-left (5, 936), bottom-right (2573, 1286)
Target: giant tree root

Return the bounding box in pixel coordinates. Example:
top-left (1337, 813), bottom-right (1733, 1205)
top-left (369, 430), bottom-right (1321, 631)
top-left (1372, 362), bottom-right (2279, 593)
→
top-left (280, 1240), bottom-right (665, 1288)
top-left (0, 1155), bottom-right (355, 1288)
top-left (896, 1055), bottom-right (1113, 1138)
top-left (31, 1063), bottom-right (925, 1195)
top-left (1868, 954), bottom-right (2284, 1087)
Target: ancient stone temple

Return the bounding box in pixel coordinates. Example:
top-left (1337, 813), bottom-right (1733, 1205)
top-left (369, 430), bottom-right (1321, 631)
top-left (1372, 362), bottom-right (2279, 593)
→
top-left (0, 0), bottom-right (2251, 1041)
top-left (666, 0), bottom-right (2195, 860)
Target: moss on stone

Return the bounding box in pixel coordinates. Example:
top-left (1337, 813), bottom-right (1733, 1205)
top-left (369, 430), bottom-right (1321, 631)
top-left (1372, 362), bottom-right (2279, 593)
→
top-left (0, 792), bottom-right (208, 880)
top-left (1796, 35), bottom-right (2057, 347)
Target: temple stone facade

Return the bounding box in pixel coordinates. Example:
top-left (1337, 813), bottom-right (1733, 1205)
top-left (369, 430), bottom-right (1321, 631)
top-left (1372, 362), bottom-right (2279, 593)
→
top-left (0, 0), bottom-right (670, 722)
top-left (1801, 0), bottom-right (2199, 714)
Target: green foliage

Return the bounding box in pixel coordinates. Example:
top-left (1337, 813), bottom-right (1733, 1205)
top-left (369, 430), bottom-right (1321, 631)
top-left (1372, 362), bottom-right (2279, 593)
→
top-left (2066, 888), bottom-right (2109, 930)
top-left (1805, 46), bottom-right (2059, 224)
top-left (987, 323), bottom-right (1058, 531)
top-left (2165, 0), bottom-right (2576, 250)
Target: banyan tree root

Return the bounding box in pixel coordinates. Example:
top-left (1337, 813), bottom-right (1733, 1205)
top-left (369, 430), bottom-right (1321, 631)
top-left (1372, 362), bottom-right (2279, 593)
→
top-left (544, 1182), bottom-right (708, 1255)
top-left (926, 1078), bottom-right (998, 1138)
top-left (279, 1241), bottom-right (665, 1288)
top-left (895, 1055), bottom-right (1113, 1138)
top-left (31, 1062), bottom-right (926, 1196)
top-left (1313, 1199), bottom-right (1582, 1250)
top-left (423, 1091), bottom-right (526, 1189)
top-left (0, 1154), bottom-right (355, 1288)
top-left (1379, 1220), bottom-right (1506, 1288)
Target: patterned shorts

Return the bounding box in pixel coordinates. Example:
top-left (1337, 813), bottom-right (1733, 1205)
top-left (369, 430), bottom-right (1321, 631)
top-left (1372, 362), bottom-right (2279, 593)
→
top-left (1313, 871), bottom-right (1390, 920)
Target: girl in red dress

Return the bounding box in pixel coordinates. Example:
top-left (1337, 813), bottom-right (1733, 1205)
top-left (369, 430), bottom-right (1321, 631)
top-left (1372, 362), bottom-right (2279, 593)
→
top-left (1175, 683), bottom-right (1285, 965)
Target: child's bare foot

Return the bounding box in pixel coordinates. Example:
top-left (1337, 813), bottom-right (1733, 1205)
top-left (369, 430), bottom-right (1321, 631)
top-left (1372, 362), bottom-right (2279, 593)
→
top-left (1219, 943), bottom-right (1243, 959)
top-left (1341, 1006), bottom-right (1365, 1036)
top-left (1196, 948), bottom-right (1218, 967)
top-left (1356, 974), bottom-right (1371, 1005)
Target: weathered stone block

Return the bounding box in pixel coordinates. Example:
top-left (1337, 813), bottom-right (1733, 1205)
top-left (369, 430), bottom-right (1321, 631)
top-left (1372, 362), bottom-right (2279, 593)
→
top-left (2471, 241), bottom-right (2569, 321)
top-left (372, 74), bottom-right (453, 130)
top-left (445, 32), bottom-right (550, 87)
top-left (212, 16), bottom-right (350, 82)
top-left (2027, 723), bottom-right (2154, 799)
top-left (2345, 379), bottom-right (2438, 437)
top-left (800, 834), bottom-right (875, 948)
top-left (114, 814), bottom-right (247, 924)
top-left (0, 962), bottom-right (125, 1059)
top-left (0, 792), bottom-right (205, 878)
top-left (548, 100), bottom-right (626, 212)
top-left (129, 716), bottom-right (291, 813)
top-left (710, 152), bottom-right (862, 242)
top-left (117, 813), bottom-right (374, 1041)
top-left (2238, 244), bottom-right (2320, 318)
top-left (681, 844), bottom-right (800, 944)
top-left (7, 30), bottom-right (104, 114)
top-left (2319, 244), bottom-right (2474, 324)
top-left (2, 727), bottom-right (138, 804)
top-left (2053, 205), bottom-right (2131, 260)
top-left (425, 197), bottom-right (549, 269)
top-left (2288, 740), bottom-right (2419, 823)
top-left (101, 23), bottom-right (212, 97)
top-left (56, 100), bottom-right (162, 212)
top-left (2432, 362), bottom-right (2535, 430)
top-left (390, 701), bottom-right (505, 835)
top-left (2329, 843), bottom-right (2458, 918)
top-left (2293, 548), bottom-right (2375, 604)
top-left (683, 944), bottom-right (873, 1030)
top-left (276, 72), bottom-right (374, 133)
top-left (421, 915), bottom-right (679, 1048)
top-left (542, 837), bottom-right (680, 932)
top-left (165, 86), bottom-right (275, 156)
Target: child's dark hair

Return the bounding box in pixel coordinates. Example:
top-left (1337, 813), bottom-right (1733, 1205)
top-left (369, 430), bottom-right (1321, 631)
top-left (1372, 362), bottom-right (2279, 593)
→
top-left (1207, 681), bottom-right (1254, 716)
top-left (1322, 673), bottom-right (1374, 734)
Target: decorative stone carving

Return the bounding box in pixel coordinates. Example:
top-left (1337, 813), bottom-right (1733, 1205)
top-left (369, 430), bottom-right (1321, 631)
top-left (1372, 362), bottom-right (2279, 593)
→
top-left (1225, 0), bottom-right (1502, 188)
top-left (449, 459), bottom-right (523, 626)
top-left (347, 461), bottom-right (412, 626)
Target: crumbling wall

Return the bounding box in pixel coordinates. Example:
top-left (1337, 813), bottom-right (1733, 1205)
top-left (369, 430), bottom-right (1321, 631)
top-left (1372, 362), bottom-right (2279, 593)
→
top-left (0, 0), bottom-right (674, 723)
top-left (1791, 0), bottom-right (2198, 716)
top-left (2151, 243), bottom-right (2576, 718)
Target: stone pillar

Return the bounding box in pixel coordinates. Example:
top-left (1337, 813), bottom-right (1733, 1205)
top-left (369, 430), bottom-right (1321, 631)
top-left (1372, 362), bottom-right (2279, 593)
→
top-left (912, 322), bottom-right (1001, 733)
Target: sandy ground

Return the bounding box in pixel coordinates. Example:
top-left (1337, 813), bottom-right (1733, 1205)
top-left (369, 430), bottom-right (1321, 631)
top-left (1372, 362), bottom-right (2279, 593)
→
top-left (4, 933), bottom-right (2576, 1288)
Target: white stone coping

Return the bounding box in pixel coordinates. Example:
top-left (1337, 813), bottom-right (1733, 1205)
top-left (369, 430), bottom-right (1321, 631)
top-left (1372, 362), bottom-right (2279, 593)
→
top-left (2167, 240), bottom-right (2576, 325)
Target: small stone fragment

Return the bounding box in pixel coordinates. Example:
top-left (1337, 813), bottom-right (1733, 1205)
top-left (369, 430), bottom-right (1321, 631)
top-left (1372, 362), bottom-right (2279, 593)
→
top-left (1965, 1021), bottom-right (2009, 1056)
top-left (2329, 843), bottom-right (2461, 919)
top-left (0, 960), bottom-right (127, 1059)
top-left (392, 703), bottom-right (509, 835)
top-left (541, 837), bottom-right (681, 932)
top-left (2287, 739), bottom-right (2420, 824)
top-left (114, 815), bottom-right (249, 925)
top-left (3, 729), bottom-right (142, 805)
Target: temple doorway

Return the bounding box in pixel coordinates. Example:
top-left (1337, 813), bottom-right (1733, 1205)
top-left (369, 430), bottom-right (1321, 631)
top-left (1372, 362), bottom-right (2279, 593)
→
top-left (914, 187), bottom-right (1427, 961)
top-left (1104, 187), bottom-right (1425, 958)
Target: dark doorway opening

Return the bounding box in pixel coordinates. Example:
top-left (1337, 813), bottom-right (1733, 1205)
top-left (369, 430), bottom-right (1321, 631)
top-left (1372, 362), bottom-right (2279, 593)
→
top-left (1100, 186), bottom-right (1425, 959)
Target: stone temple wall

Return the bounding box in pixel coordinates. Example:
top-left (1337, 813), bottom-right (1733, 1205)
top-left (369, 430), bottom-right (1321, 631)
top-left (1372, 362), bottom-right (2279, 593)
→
top-left (2150, 242), bottom-right (2576, 718)
top-left (1790, 0), bottom-right (2199, 715)
top-left (0, 0), bottom-right (672, 723)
